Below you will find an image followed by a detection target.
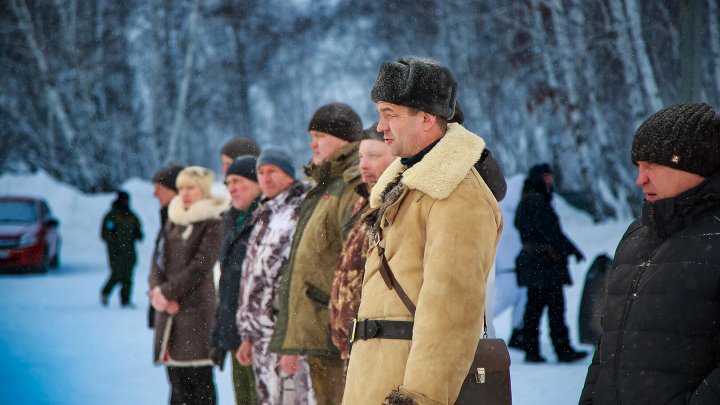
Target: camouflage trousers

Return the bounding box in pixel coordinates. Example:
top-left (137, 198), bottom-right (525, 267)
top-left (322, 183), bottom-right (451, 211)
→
top-left (251, 339), bottom-right (314, 405)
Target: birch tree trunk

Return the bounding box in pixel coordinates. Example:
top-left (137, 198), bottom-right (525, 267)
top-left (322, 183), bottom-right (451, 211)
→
top-left (707, 0), bottom-right (720, 102)
top-left (548, 0), bottom-right (607, 218)
top-left (624, 0), bottom-right (663, 111)
top-left (167, 0), bottom-right (201, 162)
top-left (10, 0), bottom-right (95, 187)
top-left (608, 0), bottom-right (646, 128)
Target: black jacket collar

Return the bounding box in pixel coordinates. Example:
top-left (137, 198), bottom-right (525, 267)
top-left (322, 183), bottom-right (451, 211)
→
top-left (642, 172), bottom-right (720, 239)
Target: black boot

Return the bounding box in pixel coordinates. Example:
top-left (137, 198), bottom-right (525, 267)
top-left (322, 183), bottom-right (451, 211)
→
top-left (523, 335), bottom-right (546, 363)
top-left (508, 328), bottom-right (525, 350)
top-left (556, 347), bottom-right (588, 363)
top-left (525, 352), bottom-right (547, 363)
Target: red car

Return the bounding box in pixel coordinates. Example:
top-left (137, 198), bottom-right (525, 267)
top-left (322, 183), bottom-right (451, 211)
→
top-left (0, 197), bottom-right (61, 273)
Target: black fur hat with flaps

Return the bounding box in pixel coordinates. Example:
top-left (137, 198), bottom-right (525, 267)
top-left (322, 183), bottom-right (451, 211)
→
top-left (631, 103), bottom-right (720, 177)
top-left (371, 56), bottom-right (458, 120)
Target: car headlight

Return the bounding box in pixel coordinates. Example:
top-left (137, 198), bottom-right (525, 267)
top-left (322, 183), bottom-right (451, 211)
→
top-left (18, 232), bottom-right (38, 248)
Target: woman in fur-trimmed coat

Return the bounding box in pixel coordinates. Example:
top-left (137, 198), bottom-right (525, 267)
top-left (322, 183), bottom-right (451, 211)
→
top-left (342, 123), bottom-right (503, 405)
top-left (149, 166), bottom-right (227, 405)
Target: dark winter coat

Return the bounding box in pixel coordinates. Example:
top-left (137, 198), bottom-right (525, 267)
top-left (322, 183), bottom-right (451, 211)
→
top-left (147, 206), bottom-right (169, 328)
top-left (151, 195), bottom-right (226, 366)
top-left (101, 202), bottom-right (143, 269)
top-left (475, 148), bottom-right (506, 202)
top-left (210, 201), bottom-right (259, 352)
top-left (580, 173), bottom-right (720, 405)
top-left (514, 176), bottom-right (580, 287)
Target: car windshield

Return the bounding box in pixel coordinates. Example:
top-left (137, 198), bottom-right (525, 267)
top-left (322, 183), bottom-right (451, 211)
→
top-left (0, 201), bottom-right (39, 223)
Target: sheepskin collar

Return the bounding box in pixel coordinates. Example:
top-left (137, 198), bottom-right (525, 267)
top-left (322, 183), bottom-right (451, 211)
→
top-left (370, 123), bottom-right (486, 207)
top-left (167, 195), bottom-right (229, 226)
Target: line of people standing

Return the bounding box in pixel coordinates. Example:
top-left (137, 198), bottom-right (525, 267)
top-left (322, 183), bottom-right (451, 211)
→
top-left (135, 53), bottom-right (720, 405)
top-left (139, 55), bottom-right (556, 405)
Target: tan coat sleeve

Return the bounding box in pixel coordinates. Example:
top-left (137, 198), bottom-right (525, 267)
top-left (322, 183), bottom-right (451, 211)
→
top-left (401, 182), bottom-right (501, 404)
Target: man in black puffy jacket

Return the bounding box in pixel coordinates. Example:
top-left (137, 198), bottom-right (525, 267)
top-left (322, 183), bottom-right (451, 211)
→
top-left (580, 103), bottom-right (720, 405)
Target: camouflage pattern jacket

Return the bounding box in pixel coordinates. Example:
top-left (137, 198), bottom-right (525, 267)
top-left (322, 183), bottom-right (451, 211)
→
top-left (236, 181), bottom-right (310, 342)
top-left (330, 187), bottom-right (369, 359)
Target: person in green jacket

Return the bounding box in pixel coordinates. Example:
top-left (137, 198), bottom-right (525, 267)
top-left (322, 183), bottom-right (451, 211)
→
top-left (101, 190), bottom-right (143, 307)
top-left (269, 102), bottom-right (363, 405)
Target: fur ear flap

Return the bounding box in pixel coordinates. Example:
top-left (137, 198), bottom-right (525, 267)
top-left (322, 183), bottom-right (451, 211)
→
top-left (384, 388), bottom-right (418, 405)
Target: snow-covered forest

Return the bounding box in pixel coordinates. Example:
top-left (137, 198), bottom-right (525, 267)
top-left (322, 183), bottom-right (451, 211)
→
top-left (2, 0), bottom-right (719, 219)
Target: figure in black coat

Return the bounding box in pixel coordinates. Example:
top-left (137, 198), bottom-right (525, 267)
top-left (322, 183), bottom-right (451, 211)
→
top-left (101, 191), bottom-right (143, 307)
top-left (514, 163), bottom-right (586, 363)
top-left (580, 103), bottom-right (720, 404)
top-left (209, 156), bottom-right (260, 405)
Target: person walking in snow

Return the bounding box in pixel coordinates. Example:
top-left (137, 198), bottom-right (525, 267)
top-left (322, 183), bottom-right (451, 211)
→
top-left (209, 156), bottom-right (261, 405)
top-left (514, 163), bottom-right (587, 363)
top-left (149, 166), bottom-right (226, 405)
top-left (235, 148), bottom-right (314, 405)
top-left (342, 56), bottom-right (502, 405)
top-left (580, 103), bottom-right (720, 405)
top-left (100, 190), bottom-right (143, 307)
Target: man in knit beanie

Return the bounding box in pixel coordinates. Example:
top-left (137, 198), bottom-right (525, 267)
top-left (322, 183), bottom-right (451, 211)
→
top-left (269, 102), bottom-right (363, 405)
top-left (220, 136), bottom-right (261, 175)
top-left (343, 56), bottom-right (502, 405)
top-left (581, 103), bottom-right (720, 405)
top-left (235, 148), bottom-right (314, 405)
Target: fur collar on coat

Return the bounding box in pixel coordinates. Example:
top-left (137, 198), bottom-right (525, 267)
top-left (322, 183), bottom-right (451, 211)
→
top-left (370, 123), bottom-right (486, 208)
top-left (167, 195), bottom-right (229, 226)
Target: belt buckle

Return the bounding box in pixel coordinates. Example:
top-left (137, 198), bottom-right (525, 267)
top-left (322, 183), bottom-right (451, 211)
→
top-left (349, 318), bottom-right (358, 344)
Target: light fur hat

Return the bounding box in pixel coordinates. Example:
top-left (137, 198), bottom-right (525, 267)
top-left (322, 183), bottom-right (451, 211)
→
top-left (176, 166), bottom-right (214, 197)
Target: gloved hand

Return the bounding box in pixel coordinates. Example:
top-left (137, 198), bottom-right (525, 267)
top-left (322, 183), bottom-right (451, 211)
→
top-left (209, 347), bottom-right (226, 370)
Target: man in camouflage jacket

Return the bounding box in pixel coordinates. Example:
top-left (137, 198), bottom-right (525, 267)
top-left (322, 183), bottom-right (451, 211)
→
top-left (235, 148), bottom-right (313, 405)
top-left (330, 124), bottom-right (395, 361)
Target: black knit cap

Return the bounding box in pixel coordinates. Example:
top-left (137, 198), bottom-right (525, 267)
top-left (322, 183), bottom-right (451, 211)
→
top-left (220, 136), bottom-right (260, 159)
top-left (361, 122), bottom-right (384, 142)
top-left (152, 164), bottom-right (185, 192)
top-left (631, 103), bottom-right (720, 177)
top-left (370, 56), bottom-right (457, 120)
top-left (307, 103), bottom-right (363, 142)
top-left (226, 156), bottom-right (258, 182)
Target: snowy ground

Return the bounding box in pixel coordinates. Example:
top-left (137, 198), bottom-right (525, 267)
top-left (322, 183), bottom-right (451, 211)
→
top-left (0, 171), bottom-right (633, 405)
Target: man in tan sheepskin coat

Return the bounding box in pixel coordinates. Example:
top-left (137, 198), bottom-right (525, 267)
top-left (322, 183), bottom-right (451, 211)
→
top-left (342, 56), bottom-right (503, 405)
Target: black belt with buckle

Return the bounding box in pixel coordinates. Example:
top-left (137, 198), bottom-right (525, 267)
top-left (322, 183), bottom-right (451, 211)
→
top-left (348, 319), bottom-right (413, 352)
